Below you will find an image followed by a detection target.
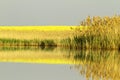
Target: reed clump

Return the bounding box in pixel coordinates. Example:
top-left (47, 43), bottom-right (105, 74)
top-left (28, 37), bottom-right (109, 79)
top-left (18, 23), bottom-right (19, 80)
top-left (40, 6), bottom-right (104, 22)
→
top-left (62, 15), bottom-right (120, 50)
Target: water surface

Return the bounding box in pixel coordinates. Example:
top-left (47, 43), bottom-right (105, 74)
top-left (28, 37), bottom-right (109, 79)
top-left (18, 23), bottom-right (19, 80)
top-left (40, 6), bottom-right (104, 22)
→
top-left (0, 46), bottom-right (119, 80)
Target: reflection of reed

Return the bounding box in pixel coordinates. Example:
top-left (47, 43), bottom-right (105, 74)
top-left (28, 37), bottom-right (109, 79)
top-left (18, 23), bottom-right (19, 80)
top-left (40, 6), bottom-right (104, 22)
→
top-left (71, 50), bottom-right (120, 80)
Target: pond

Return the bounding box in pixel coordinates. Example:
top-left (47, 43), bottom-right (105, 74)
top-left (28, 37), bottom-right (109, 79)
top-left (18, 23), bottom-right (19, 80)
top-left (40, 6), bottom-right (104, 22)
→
top-left (0, 46), bottom-right (119, 80)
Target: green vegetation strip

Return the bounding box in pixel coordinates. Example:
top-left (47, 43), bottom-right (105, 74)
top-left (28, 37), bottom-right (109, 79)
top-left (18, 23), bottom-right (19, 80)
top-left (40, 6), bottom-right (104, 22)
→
top-left (0, 38), bottom-right (57, 47)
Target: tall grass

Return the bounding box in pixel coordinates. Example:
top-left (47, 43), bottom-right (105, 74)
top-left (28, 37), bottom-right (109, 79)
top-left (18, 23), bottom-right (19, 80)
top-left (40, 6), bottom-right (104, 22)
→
top-left (61, 15), bottom-right (120, 50)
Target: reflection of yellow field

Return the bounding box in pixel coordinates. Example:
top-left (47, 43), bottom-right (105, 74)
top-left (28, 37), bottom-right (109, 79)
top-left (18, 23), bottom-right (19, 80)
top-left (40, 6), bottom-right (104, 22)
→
top-left (0, 48), bottom-right (76, 64)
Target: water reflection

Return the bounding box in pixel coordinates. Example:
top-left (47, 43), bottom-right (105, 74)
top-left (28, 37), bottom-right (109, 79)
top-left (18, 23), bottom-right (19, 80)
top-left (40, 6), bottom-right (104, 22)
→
top-left (0, 46), bottom-right (72, 64)
top-left (71, 50), bottom-right (120, 80)
top-left (0, 46), bottom-right (120, 80)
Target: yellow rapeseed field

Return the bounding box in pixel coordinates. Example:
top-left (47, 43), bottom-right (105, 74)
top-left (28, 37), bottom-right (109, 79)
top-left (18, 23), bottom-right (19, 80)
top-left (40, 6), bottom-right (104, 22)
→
top-left (0, 26), bottom-right (84, 41)
top-left (0, 26), bottom-right (79, 31)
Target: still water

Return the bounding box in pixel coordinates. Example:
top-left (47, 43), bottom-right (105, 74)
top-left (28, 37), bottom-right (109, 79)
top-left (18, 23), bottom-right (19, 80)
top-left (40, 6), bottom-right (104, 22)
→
top-left (0, 46), bottom-right (120, 80)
